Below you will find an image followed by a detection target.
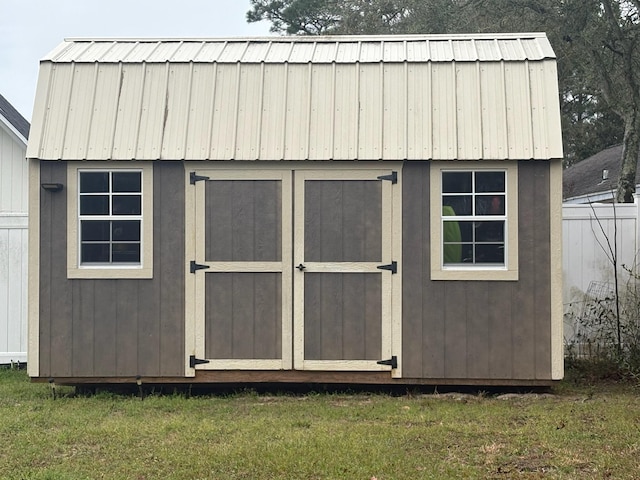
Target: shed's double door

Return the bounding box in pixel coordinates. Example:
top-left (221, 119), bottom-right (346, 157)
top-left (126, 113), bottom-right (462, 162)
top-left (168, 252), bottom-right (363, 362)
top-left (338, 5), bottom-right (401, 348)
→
top-left (189, 167), bottom-right (400, 373)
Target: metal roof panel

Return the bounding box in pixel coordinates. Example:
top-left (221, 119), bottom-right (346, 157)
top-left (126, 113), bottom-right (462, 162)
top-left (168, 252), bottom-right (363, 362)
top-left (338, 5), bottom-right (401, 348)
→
top-left (193, 42), bottom-right (226, 62)
top-left (121, 42), bottom-right (162, 62)
top-left (497, 39), bottom-right (526, 61)
top-left (429, 40), bottom-right (454, 61)
top-left (216, 41), bottom-right (250, 62)
top-left (312, 42), bottom-right (339, 62)
top-left (242, 42), bottom-right (273, 62)
top-left (383, 41), bottom-right (406, 62)
top-left (451, 40), bottom-right (478, 61)
top-left (359, 41), bottom-right (382, 62)
top-left (169, 41), bottom-right (207, 61)
top-left (263, 41), bottom-right (294, 62)
top-left (287, 42), bottom-right (316, 63)
top-left (475, 39), bottom-right (501, 61)
top-left (405, 40), bottom-right (428, 62)
top-left (30, 34), bottom-right (562, 161)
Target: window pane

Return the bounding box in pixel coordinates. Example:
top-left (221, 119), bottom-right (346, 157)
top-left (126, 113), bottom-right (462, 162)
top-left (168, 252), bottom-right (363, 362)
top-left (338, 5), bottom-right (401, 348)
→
top-left (442, 243), bottom-right (475, 264)
top-left (460, 244), bottom-right (474, 263)
top-left (443, 213), bottom-right (461, 263)
top-left (112, 221), bottom-right (140, 241)
top-left (81, 243), bottom-right (110, 263)
top-left (475, 171), bottom-right (505, 193)
top-left (80, 196), bottom-right (109, 215)
top-left (442, 172), bottom-right (472, 193)
top-left (113, 172), bottom-right (141, 193)
top-left (475, 221), bottom-right (505, 242)
top-left (475, 244), bottom-right (504, 263)
top-left (112, 244), bottom-right (140, 263)
top-left (112, 195), bottom-right (141, 215)
top-left (442, 196), bottom-right (472, 216)
top-left (456, 221), bottom-right (474, 242)
top-left (475, 195), bottom-right (505, 216)
top-left (82, 220), bottom-right (110, 241)
top-left (443, 243), bottom-right (462, 264)
top-left (80, 172), bottom-right (109, 193)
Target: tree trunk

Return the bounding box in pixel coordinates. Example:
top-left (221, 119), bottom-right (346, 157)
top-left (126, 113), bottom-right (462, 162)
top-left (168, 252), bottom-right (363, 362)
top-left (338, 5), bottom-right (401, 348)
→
top-left (616, 110), bottom-right (640, 203)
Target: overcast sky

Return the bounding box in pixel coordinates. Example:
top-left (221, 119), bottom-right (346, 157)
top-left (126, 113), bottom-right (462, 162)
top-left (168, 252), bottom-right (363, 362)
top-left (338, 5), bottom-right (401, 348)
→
top-left (0, 0), bottom-right (273, 121)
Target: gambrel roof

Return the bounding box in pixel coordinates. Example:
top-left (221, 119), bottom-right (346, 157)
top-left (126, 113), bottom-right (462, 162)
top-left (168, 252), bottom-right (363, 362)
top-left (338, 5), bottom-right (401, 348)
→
top-left (27, 33), bottom-right (563, 161)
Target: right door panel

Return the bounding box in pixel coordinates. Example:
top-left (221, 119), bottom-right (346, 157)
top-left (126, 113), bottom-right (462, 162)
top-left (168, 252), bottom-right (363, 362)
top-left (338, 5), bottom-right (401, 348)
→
top-left (294, 170), bottom-right (396, 371)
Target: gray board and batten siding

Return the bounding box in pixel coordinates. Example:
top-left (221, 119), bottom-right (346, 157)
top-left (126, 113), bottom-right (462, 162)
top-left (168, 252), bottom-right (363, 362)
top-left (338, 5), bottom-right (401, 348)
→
top-left (36, 160), bottom-right (554, 383)
top-left (38, 161), bottom-right (185, 378)
top-left (29, 34), bottom-right (563, 385)
top-left (402, 161), bottom-right (552, 381)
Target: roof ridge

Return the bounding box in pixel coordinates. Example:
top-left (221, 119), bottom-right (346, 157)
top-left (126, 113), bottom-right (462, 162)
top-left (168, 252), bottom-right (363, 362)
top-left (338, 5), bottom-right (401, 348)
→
top-left (43, 34), bottom-right (556, 64)
top-left (63, 33), bottom-right (550, 43)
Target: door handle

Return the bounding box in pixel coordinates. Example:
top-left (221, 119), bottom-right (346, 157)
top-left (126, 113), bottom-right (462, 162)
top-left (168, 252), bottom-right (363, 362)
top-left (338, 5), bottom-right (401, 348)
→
top-left (296, 263), bottom-right (306, 271)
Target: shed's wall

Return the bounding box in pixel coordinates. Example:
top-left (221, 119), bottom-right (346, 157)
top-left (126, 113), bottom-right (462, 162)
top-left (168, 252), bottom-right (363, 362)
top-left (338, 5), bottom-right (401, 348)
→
top-left (38, 161), bottom-right (184, 377)
top-left (402, 161), bottom-right (552, 380)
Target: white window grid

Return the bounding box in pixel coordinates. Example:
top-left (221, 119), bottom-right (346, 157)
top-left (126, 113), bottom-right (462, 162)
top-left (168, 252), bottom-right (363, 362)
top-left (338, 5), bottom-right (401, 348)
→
top-left (78, 169), bottom-right (144, 266)
top-left (441, 169), bottom-right (508, 267)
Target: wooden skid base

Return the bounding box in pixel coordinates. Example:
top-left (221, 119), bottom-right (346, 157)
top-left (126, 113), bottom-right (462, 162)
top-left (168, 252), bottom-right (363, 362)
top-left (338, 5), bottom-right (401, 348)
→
top-left (32, 370), bottom-right (555, 388)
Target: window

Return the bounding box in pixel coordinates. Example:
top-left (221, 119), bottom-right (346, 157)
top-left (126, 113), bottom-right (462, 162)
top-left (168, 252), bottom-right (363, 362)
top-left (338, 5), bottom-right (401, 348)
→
top-left (67, 163), bottom-right (153, 279)
top-left (79, 171), bottom-right (142, 264)
top-left (430, 162), bottom-right (518, 281)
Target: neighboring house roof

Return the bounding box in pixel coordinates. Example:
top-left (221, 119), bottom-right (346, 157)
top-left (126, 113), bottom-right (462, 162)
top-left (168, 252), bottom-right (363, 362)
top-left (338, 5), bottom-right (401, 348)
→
top-left (27, 33), bottom-right (563, 162)
top-left (562, 144), bottom-right (640, 203)
top-left (0, 93), bottom-right (29, 144)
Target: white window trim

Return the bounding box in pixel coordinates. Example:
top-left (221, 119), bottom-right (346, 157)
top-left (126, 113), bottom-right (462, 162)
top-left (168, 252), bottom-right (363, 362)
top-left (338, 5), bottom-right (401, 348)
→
top-left (430, 161), bottom-right (518, 281)
top-left (67, 162), bottom-right (153, 279)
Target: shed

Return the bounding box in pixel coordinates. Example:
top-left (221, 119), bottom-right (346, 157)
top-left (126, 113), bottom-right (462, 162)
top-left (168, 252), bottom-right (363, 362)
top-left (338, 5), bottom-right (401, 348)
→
top-left (27, 33), bottom-right (563, 386)
top-left (0, 94), bottom-right (29, 365)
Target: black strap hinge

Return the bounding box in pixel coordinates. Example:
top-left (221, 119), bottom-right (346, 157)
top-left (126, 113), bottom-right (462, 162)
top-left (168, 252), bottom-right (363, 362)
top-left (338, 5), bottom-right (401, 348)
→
top-left (190, 172), bottom-right (210, 184)
top-left (377, 356), bottom-right (398, 369)
top-left (377, 261), bottom-right (397, 274)
top-left (376, 171), bottom-right (397, 184)
top-left (190, 261), bottom-right (210, 274)
top-left (190, 355), bottom-right (210, 368)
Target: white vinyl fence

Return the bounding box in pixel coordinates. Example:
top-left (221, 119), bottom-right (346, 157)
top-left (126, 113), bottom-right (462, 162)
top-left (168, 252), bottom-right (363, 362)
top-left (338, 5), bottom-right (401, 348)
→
top-left (562, 196), bottom-right (640, 349)
top-left (0, 213), bottom-right (28, 364)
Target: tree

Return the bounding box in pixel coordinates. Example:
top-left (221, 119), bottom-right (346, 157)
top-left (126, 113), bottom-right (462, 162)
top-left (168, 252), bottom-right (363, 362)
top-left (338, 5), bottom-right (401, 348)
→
top-left (246, 0), bottom-right (474, 35)
top-left (247, 0), bottom-right (340, 34)
top-left (589, 0), bottom-right (640, 202)
top-left (467, 0), bottom-right (637, 199)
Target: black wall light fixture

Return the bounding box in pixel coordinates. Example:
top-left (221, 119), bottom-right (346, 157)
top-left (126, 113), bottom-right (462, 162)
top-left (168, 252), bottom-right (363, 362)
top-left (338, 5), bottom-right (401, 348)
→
top-left (41, 183), bottom-right (64, 192)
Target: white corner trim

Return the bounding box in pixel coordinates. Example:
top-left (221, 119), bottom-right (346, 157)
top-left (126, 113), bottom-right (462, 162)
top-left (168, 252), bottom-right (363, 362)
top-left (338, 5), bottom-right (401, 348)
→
top-left (27, 159), bottom-right (40, 377)
top-left (550, 159), bottom-right (564, 379)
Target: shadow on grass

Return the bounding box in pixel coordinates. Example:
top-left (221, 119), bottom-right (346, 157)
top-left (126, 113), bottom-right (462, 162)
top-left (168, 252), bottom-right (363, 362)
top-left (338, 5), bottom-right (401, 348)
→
top-left (5, 360), bottom-right (637, 400)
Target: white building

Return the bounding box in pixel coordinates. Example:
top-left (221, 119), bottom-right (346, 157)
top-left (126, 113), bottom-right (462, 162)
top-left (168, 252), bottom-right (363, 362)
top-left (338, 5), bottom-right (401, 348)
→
top-left (0, 93), bottom-right (29, 364)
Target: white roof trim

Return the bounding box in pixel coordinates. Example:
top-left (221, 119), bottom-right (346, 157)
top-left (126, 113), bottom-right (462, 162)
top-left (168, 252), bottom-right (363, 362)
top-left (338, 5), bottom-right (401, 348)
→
top-left (0, 113), bottom-right (28, 146)
top-left (42, 33), bottom-right (556, 64)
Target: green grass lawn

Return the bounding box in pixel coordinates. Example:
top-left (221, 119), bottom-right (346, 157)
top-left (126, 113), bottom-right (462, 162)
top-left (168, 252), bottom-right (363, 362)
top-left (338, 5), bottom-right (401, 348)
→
top-left (0, 368), bottom-right (638, 479)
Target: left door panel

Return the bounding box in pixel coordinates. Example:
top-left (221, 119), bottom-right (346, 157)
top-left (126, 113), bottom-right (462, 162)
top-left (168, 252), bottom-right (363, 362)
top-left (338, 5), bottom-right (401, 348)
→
top-left (190, 169), bottom-right (292, 370)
